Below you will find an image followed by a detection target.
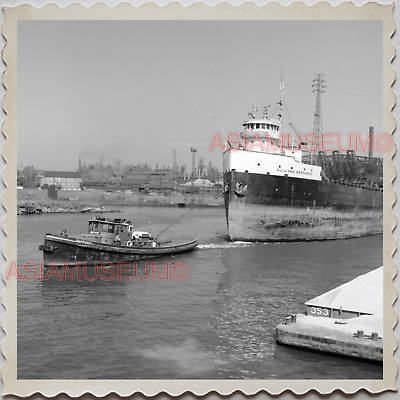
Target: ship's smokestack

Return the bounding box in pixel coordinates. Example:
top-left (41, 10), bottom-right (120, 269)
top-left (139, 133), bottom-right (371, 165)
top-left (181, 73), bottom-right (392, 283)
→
top-left (79, 158), bottom-right (82, 171)
top-left (369, 127), bottom-right (374, 158)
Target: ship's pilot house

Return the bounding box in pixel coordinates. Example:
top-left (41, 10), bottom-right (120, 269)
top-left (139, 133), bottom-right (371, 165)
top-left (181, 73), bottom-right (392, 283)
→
top-left (240, 106), bottom-right (282, 153)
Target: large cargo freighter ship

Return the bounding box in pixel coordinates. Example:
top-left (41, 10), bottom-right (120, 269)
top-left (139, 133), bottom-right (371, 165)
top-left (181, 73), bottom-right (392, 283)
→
top-left (222, 78), bottom-right (383, 242)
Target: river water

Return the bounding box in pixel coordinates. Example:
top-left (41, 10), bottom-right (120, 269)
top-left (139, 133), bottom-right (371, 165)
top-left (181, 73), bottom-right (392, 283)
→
top-left (17, 206), bottom-right (383, 379)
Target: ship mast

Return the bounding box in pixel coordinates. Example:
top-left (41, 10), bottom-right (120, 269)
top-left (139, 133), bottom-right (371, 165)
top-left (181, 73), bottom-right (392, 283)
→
top-left (277, 74), bottom-right (284, 122)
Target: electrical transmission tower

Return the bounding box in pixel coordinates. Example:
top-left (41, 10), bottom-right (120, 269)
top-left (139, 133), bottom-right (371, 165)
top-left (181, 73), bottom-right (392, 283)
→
top-left (312, 74), bottom-right (326, 152)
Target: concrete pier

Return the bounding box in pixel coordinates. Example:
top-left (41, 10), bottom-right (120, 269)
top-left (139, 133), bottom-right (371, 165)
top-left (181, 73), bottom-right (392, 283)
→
top-left (276, 267), bottom-right (383, 362)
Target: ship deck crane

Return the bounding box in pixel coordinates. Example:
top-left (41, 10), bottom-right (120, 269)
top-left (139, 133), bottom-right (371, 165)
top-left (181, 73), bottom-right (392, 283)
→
top-left (288, 120), bottom-right (307, 148)
top-left (283, 100), bottom-right (306, 148)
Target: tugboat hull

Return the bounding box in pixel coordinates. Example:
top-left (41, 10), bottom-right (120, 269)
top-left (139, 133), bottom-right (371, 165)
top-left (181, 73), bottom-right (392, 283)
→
top-left (40, 234), bottom-right (198, 265)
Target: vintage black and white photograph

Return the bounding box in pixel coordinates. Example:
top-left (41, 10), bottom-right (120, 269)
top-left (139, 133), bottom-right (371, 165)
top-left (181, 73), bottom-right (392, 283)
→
top-left (1, 1), bottom-right (396, 396)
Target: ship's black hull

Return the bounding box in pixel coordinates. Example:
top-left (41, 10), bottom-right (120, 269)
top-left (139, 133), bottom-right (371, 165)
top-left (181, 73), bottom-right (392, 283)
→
top-left (224, 171), bottom-right (383, 241)
top-left (40, 234), bottom-right (198, 265)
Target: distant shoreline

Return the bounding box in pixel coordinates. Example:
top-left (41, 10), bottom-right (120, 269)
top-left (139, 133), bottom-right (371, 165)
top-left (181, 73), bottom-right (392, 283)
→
top-left (17, 188), bottom-right (225, 214)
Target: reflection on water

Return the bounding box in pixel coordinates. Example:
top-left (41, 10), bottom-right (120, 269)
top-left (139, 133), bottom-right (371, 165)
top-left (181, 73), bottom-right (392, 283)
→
top-left (17, 207), bottom-right (383, 379)
top-left (139, 338), bottom-right (217, 377)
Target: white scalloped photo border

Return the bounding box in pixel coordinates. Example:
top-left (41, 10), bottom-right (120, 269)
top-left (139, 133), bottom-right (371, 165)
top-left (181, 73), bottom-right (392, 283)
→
top-left (1, 1), bottom-right (397, 397)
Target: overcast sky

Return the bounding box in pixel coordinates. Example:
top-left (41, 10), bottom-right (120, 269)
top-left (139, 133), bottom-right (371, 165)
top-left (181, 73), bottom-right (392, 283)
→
top-left (17, 20), bottom-right (382, 171)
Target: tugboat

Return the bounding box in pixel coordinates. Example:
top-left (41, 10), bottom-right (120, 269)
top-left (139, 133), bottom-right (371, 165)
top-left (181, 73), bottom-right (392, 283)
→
top-left (39, 216), bottom-right (197, 265)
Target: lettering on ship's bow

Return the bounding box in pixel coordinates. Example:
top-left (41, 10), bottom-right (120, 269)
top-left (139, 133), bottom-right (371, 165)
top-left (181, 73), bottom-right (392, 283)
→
top-left (277, 168), bottom-right (312, 176)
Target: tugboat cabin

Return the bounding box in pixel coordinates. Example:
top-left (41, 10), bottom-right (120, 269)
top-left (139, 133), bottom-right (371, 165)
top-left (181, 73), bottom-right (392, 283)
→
top-left (80, 217), bottom-right (133, 245)
top-left (80, 217), bottom-right (158, 247)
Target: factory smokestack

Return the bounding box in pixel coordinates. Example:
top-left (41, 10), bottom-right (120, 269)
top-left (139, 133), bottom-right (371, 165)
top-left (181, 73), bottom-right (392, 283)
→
top-left (369, 127), bottom-right (374, 158)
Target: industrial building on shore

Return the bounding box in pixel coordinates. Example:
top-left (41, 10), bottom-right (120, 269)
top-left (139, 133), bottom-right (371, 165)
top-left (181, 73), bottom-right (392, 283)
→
top-left (18, 157), bottom-right (221, 191)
